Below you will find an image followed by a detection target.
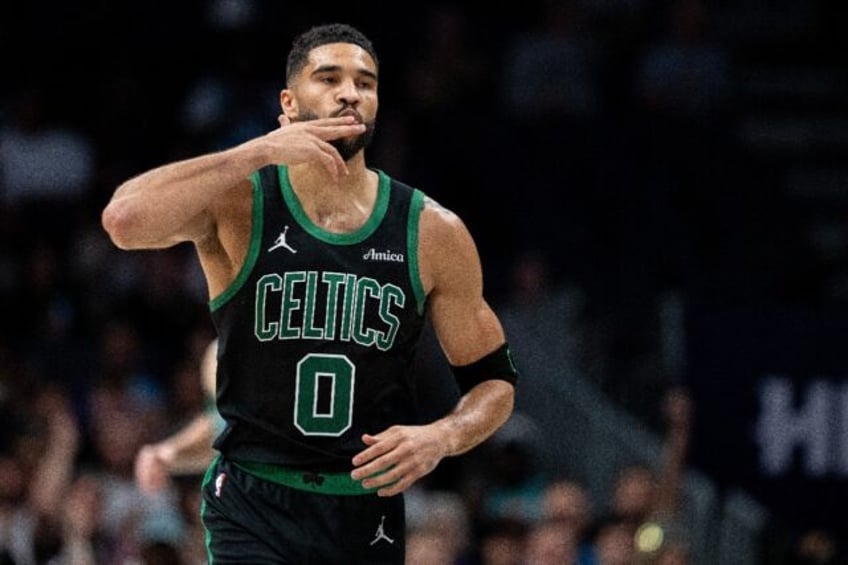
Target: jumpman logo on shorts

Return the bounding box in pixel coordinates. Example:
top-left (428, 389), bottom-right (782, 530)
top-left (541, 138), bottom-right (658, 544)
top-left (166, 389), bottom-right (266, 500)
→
top-left (369, 515), bottom-right (395, 546)
top-left (268, 225), bottom-right (297, 253)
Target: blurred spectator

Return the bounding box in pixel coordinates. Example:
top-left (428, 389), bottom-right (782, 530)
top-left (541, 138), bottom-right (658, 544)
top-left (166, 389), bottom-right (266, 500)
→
top-left (608, 463), bottom-right (657, 526)
top-left (403, 3), bottom-right (490, 120)
top-left (524, 517), bottom-right (580, 565)
top-left (541, 477), bottom-right (596, 563)
top-left (176, 54), bottom-right (278, 156)
top-left (132, 336), bottom-right (220, 564)
top-left (594, 387), bottom-right (693, 563)
top-left (652, 387), bottom-right (692, 523)
top-left (500, 0), bottom-right (605, 122)
top-left (477, 517), bottom-right (527, 565)
top-left (633, 0), bottom-right (732, 124)
top-left (166, 330), bottom-right (217, 420)
top-left (0, 454), bottom-right (38, 563)
top-left (170, 477), bottom-right (208, 565)
top-left (653, 538), bottom-right (690, 565)
top-left (405, 488), bottom-right (472, 565)
top-left (0, 84), bottom-right (96, 246)
top-left (65, 320), bottom-right (187, 563)
top-left (466, 412), bottom-right (546, 527)
top-left (86, 318), bottom-right (168, 423)
top-left (135, 339), bottom-right (221, 495)
top-left (55, 472), bottom-right (107, 565)
top-left (12, 240), bottom-right (84, 367)
top-left (495, 0), bottom-right (610, 282)
top-left (571, 0), bottom-right (734, 432)
top-left (398, 3), bottom-right (503, 265)
top-left (81, 398), bottom-right (186, 563)
top-left (592, 515), bottom-right (637, 565)
top-left (626, 0), bottom-right (740, 312)
top-left (406, 527), bottom-right (458, 565)
top-left (175, 6), bottom-right (278, 160)
top-left (0, 385), bottom-right (80, 564)
top-left (507, 249), bottom-right (555, 306)
top-left (786, 528), bottom-right (842, 565)
top-left (497, 250), bottom-right (586, 408)
top-left (107, 249), bottom-right (210, 373)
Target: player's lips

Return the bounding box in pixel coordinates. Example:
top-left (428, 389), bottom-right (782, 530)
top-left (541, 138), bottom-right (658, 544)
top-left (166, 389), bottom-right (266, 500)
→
top-left (335, 108), bottom-right (363, 123)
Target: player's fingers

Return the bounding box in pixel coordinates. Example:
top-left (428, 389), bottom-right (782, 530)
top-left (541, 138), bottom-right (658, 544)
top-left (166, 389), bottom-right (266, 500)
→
top-left (360, 462), bottom-right (404, 490)
top-left (360, 433), bottom-right (379, 446)
top-left (353, 454), bottom-right (395, 484)
top-left (351, 451), bottom-right (385, 479)
top-left (325, 123), bottom-right (366, 141)
top-left (313, 139), bottom-right (348, 178)
top-left (314, 150), bottom-right (338, 181)
top-left (309, 115), bottom-right (361, 127)
top-left (308, 121), bottom-right (366, 141)
top-left (351, 435), bottom-right (394, 470)
top-left (377, 478), bottom-right (409, 497)
top-left (376, 466), bottom-right (415, 497)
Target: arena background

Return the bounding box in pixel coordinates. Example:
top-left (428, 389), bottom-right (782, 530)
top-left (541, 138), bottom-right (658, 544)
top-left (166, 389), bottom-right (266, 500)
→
top-left (2, 1), bottom-right (847, 563)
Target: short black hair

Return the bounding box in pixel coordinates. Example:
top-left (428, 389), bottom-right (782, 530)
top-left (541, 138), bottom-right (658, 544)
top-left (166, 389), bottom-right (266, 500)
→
top-left (286, 23), bottom-right (378, 86)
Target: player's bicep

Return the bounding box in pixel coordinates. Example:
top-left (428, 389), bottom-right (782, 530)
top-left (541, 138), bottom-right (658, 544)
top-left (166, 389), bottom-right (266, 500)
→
top-left (430, 294), bottom-right (507, 366)
top-left (421, 202), bottom-right (506, 365)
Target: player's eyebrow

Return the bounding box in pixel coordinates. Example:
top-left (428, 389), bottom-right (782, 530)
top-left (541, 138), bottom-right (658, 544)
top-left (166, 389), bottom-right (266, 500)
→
top-left (311, 64), bottom-right (378, 81)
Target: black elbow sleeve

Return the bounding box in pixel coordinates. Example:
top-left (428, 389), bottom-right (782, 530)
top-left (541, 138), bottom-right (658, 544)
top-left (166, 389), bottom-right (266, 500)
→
top-left (450, 342), bottom-right (519, 395)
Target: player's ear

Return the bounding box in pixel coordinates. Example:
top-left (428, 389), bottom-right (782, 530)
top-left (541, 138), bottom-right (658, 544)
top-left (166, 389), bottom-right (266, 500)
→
top-left (280, 89), bottom-right (298, 120)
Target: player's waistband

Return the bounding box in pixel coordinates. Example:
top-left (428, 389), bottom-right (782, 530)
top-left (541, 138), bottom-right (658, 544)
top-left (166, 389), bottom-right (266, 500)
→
top-left (232, 460), bottom-right (378, 496)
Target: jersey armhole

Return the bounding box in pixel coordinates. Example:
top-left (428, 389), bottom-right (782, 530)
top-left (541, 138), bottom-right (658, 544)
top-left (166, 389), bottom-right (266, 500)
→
top-left (407, 189), bottom-right (426, 315)
top-left (209, 173), bottom-right (264, 312)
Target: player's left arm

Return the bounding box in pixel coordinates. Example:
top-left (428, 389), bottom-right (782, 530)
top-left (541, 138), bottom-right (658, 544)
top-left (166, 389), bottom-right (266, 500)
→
top-left (350, 199), bottom-right (516, 496)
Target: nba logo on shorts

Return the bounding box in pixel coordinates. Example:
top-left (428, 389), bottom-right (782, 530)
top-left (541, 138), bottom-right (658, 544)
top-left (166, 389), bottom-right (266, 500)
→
top-left (215, 472), bottom-right (227, 497)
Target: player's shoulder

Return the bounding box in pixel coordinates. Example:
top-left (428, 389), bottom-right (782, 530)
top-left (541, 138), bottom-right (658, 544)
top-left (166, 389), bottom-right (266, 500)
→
top-left (421, 195), bottom-right (469, 239)
top-left (381, 169), bottom-right (471, 241)
top-left (416, 195), bottom-right (479, 269)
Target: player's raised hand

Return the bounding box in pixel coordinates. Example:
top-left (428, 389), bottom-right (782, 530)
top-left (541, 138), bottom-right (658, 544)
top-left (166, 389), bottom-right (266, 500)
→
top-left (262, 115), bottom-right (365, 180)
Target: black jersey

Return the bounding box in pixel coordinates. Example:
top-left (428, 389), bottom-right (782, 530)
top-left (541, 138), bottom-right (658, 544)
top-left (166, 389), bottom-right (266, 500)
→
top-left (209, 165), bottom-right (427, 471)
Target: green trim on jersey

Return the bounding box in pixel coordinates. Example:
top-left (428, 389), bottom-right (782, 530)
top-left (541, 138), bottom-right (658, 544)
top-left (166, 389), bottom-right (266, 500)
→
top-left (278, 165), bottom-right (390, 245)
top-left (408, 189), bottom-right (426, 315)
top-left (209, 175), bottom-right (264, 312)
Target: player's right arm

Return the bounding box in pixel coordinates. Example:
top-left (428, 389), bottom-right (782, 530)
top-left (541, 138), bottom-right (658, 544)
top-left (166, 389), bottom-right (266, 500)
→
top-left (101, 116), bottom-right (365, 250)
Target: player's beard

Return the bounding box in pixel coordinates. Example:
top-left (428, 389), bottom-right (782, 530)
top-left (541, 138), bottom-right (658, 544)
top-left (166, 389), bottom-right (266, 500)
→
top-left (296, 109), bottom-right (376, 162)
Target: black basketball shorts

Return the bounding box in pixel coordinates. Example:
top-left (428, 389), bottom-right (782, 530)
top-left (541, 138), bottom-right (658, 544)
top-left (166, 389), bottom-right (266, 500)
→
top-left (200, 455), bottom-right (406, 564)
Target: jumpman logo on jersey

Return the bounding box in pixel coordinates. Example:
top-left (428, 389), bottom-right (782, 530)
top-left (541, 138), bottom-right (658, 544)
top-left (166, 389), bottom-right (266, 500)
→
top-left (369, 515), bottom-right (395, 546)
top-left (268, 225), bottom-right (297, 253)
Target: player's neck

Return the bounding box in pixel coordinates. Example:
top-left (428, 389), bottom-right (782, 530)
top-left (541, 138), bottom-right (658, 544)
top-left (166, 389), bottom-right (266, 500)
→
top-left (288, 154), bottom-right (378, 233)
top-left (288, 152), bottom-right (369, 196)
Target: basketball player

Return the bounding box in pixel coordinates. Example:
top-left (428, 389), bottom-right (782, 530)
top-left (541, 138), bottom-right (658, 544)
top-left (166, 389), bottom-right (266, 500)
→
top-left (101, 22), bottom-right (518, 564)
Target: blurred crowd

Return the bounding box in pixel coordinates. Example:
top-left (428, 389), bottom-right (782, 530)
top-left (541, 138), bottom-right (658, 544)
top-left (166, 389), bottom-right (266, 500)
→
top-left (0, 330), bottom-right (694, 564)
top-left (1, 0), bottom-right (845, 563)
top-left (402, 386), bottom-right (694, 565)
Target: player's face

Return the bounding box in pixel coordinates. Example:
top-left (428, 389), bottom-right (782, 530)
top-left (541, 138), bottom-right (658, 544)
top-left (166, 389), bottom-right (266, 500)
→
top-left (284, 43), bottom-right (378, 161)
